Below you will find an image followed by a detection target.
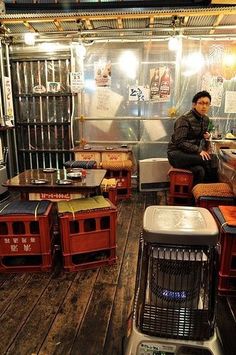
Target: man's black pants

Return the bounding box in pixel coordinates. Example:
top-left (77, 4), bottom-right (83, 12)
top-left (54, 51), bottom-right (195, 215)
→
top-left (167, 150), bottom-right (218, 185)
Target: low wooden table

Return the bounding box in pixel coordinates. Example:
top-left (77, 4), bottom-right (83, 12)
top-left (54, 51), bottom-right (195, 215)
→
top-left (2, 169), bottom-right (107, 200)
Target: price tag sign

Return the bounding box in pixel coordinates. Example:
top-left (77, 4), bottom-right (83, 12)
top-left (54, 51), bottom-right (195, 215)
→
top-left (70, 72), bottom-right (84, 93)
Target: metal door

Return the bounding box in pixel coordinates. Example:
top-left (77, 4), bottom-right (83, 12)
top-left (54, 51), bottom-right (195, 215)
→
top-left (11, 58), bottom-right (73, 170)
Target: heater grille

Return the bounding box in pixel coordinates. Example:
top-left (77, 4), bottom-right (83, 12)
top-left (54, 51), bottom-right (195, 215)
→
top-left (136, 243), bottom-right (216, 341)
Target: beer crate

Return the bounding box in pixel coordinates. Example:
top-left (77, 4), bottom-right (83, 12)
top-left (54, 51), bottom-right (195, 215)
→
top-left (59, 202), bottom-right (117, 271)
top-left (212, 207), bottom-right (236, 294)
top-left (105, 170), bottom-right (131, 200)
top-left (0, 200), bottom-right (54, 272)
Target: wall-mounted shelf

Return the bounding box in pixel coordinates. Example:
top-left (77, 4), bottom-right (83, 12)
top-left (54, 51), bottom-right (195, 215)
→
top-left (15, 93), bottom-right (72, 98)
top-left (16, 122), bottom-right (70, 126)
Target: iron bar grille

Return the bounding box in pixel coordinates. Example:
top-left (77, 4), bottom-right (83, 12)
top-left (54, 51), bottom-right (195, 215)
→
top-left (136, 242), bottom-right (217, 341)
top-left (11, 59), bottom-right (72, 170)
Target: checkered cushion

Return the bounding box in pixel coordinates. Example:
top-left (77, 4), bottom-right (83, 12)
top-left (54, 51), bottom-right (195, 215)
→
top-left (64, 160), bottom-right (97, 169)
top-left (0, 200), bottom-right (51, 215)
top-left (192, 182), bottom-right (234, 200)
top-left (100, 160), bottom-right (133, 170)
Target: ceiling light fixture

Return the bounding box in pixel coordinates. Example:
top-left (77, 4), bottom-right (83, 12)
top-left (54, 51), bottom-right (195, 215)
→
top-left (168, 36), bottom-right (179, 51)
top-left (168, 16), bottom-right (181, 52)
top-left (24, 32), bottom-right (36, 46)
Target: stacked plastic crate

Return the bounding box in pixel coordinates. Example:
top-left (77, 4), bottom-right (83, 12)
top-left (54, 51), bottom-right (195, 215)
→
top-left (58, 196), bottom-right (117, 271)
top-left (0, 200), bottom-right (55, 272)
top-left (101, 161), bottom-right (132, 200)
top-left (211, 206), bottom-right (236, 295)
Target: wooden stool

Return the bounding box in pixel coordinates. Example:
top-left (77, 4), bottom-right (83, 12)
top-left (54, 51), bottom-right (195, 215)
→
top-left (192, 182), bottom-right (234, 210)
top-left (168, 167), bottom-right (193, 205)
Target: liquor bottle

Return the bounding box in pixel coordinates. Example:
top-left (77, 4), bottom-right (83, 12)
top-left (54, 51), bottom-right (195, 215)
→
top-left (150, 68), bottom-right (159, 99)
top-left (159, 67), bottom-right (170, 98)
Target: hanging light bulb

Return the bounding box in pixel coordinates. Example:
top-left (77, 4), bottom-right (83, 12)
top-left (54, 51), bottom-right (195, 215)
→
top-left (182, 52), bottom-right (205, 76)
top-left (118, 51), bottom-right (138, 79)
top-left (168, 36), bottom-right (179, 51)
top-left (24, 33), bottom-right (36, 46)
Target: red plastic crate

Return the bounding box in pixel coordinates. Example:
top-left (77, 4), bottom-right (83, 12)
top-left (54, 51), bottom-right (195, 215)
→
top-left (168, 168), bottom-right (193, 205)
top-left (102, 186), bottom-right (117, 205)
top-left (117, 188), bottom-right (132, 201)
top-left (196, 196), bottom-right (235, 210)
top-left (219, 230), bottom-right (236, 278)
top-left (105, 170), bottom-right (131, 200)
top-left (218, 274), bottom-right (236, 295)
top-left (0, 201), bottom-right (54, 272)
top-left (211, 207), bottom-right (236, 295)
top-left (59, 202), bottom-right (117, 271)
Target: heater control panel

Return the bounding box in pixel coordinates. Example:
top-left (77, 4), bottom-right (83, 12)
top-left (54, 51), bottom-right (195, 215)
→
top-left (138, 342), bottom-right (176, 355)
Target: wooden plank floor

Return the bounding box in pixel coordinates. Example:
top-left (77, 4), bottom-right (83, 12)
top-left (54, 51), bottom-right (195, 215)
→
top-left (0, 190), bottom-right (236, 355)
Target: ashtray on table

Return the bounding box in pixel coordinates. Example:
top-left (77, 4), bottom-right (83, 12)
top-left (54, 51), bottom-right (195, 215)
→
top-left (31, 179), bottom-right (48, 185)
top-left (56, 179), bottom-right (73, 185)
top-left (43, 168), bottom-right (57, 173)
top-left (67, 171), bottom-right (82, 179)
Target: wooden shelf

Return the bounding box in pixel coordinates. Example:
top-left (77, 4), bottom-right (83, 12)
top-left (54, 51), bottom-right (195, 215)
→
top-left (16, 122), bottom-right (70, 126)
top-left (18, 149), bottom-right (72, 153)
top-left (0, 126), bottom-right (15, 131)
top-left (16, 93), bottom-right (72, 98)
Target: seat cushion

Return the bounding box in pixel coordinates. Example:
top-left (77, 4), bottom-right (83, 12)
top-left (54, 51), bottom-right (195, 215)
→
top-left (192, 182), bottom-right (234, 200)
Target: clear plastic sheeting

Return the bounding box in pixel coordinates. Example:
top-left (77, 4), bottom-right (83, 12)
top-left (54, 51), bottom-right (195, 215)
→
top-left (9, 37), bottom-right (236, 169)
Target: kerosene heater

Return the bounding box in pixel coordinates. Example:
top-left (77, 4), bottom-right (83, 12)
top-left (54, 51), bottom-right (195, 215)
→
top-left (124, 206), bottom-right (223, 355)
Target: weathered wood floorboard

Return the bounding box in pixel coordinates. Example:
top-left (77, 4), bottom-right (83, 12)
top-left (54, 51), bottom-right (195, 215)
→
top-left (103, 191), bottom-right (147, 355)
top-left (70, 194), bottom-right (138, 355)
top-left (0, 191), bottom-right (235, 355)
top-left (6, 272), bottom-right (76, 355)
top-left (0, 273), bottom-right (31, 317)
top-left (39, 269), bottom-right (99, 355)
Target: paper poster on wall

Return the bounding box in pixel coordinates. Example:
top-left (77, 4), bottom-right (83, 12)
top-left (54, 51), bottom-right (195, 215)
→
top-left (225, 91), bottom-right (236, 113)
top-left (86, 88), bottom-right (123, 132)
top-left (70, 71), bottom-right (84, 92)
top-left (33, 85), bottom-right (46, 94)
top-left (150, 66), bottom-right (171, 102)
top-left (94, 61), bottom-right (111, 87)
top-left (4, 77), bottom-right (14, 117)
top-left (201, 73), bottom-right (224, 107)
top-left (129, 86), bottom-right (150, 101)
top-left (141, 120), bottom-right (166, 141)
top-left (47, 82), bottom-right (61, 93)
top-left (89, 88), bottom-right (123, 118)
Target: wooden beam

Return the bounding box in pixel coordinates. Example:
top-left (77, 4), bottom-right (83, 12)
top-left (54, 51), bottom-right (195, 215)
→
top-left (210, 13), bottom-right (224, 34)
top-left (85, 19), bottom-right (93, 30)
top-left (117, 17), bottom-right (123, 30)
top-left (23, 21), bottom-right (36, 32)
top-left (54, 19), bottom-right (63, 32)
top-left (149, 16), bottom-right (155, 36)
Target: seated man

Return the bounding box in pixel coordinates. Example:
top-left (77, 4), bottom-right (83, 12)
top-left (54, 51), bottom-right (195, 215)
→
top-left (167, 90), bottom-right (218, 185)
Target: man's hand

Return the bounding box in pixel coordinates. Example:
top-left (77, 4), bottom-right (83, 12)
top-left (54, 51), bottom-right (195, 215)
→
top-left (200, 150), bottom-right (211, 160)
top-left (203, 131), bottom-right (211, 140)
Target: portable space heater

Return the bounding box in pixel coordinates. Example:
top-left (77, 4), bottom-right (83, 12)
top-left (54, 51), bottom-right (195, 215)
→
top-left (124, 206), bottom-right (223, 355)
top-left (139, 158), bottom-right (170, 191)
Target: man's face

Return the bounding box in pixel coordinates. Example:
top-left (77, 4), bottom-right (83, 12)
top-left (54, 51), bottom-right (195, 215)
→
top-left (192, 96), bottom-right (211, 116)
